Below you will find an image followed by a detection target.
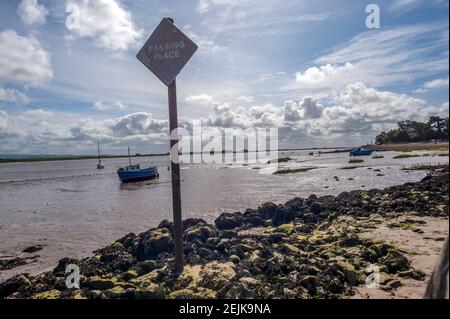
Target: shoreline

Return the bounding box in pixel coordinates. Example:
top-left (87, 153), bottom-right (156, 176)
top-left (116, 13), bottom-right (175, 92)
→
top-left (0, 165), bottom-right (448, 299)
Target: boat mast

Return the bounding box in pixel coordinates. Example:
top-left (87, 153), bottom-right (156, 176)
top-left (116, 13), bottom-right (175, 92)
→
top-left (97, 137), bottom-right (102, 164)
top-left (128, 147), bottom-right (132, 166)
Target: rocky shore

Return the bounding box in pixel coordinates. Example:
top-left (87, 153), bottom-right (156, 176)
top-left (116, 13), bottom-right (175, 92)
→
top-left (1, 166), bottom-right (448, 299)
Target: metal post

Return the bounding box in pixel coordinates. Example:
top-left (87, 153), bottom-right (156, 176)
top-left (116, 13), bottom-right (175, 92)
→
top-left (168, 78), bottom-right (184, 274)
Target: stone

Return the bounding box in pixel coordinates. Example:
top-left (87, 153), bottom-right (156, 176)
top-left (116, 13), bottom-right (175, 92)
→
top-left (31, 289), bottom-right (61, 299)
top-left (134, 284), bottom-right (166, 299)
top-left (197, 262), bottom-right (237, 291)
top-left (336, 261), bottom-right (357, 285)
top-left (168, 288), bottom-right (216, 299)
top-left (137, 228), bottom-right (173, 259)
top-left (185, 225), bottom-right (218, 242)
top-left (215, 212), bottom-right (243, 230)
top-left (88, 277), bottom-right (119, 290)
top-left (300, 276), bottom-right (319, 292)
top-left (381, 251), bottom-right (410, 273)
top-left (276, 224), bottom-right (295, 236)
top-left (123, 269), bottom-right (139, 281)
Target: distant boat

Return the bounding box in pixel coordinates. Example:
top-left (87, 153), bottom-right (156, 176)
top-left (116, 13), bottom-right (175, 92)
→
top-left (117, 147), bottom-right (159, 183)
top-left (350, 148), bottom-right (374, 157)
top-left (97, 138), bottom-right (105, 169)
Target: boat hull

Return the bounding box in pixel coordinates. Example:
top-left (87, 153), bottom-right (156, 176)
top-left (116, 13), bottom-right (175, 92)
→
top-left (117, 167), bottom-right (159, 183)
top-left (350, 149), bottom-right (374, 156)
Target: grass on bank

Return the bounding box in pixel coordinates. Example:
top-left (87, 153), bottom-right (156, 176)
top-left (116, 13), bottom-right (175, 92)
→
top-left (372, 155), bottom-right (384, 159)
top-left (267, 157), bottom-right (292, 164)
top-left (349, 159), bottom-right (365, 164)
top-left (372, 143), bottom-right (449, 153)
top-left (393, 154), bottom-right (421, 159)
top-left (273, 167), bottom-right (318, 175)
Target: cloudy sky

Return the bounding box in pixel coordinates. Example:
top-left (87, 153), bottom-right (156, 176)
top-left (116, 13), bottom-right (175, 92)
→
top-left (0, 0), bottom-right (448, 155)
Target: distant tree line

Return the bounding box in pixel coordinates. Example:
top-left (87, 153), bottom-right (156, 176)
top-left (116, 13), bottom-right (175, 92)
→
top-left (376, 116), bottom-right (449, 145)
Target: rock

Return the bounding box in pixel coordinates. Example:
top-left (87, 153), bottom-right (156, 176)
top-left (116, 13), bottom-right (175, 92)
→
top-left (220, 230), bottom-right (238, 239)
top-left (242, 209), bottom-right (264, 227)
top-left (136, 228), bottom-right (173, 260)
top-left (276, 224), bottom-right (295, 236)
top-left (219, 281), bottom-right (257, 299)
top-left (0, 275), bottom-right (31, 298)
top-left (309, 202), bottom-right (322, 214)
top-left (88, 277), bottom-right (120, 290)
top-left (116, 233), bottom-right (137, 248)
top-left (123, 269), bottom-right (139, 281)
top-left (230, 255), bottom-right (241, 264)
top-left (299, 276), bottom-right (319, 292)
top-left (282, 243), bottom-right (301, 254)
top-left (386, 279), bottom-right (402, 289)
top-left (197, 262), bottom-right (237, 291)
top-left (398, 270), bottom-right (426, 281)
top-left (22, 245), bottom-right (44, 254)
top-left (133, 283), bottom-right (166, 299)
top-left (31, 289), bottom-right (61, 299)
top-left (183, 218), bottom-right (208, 230)
top-left (336, 261), bottom-right (357, 285)
top-left (215, 212), bottom-right (243, 230)
top-left (381, 251), bottom-right (410, 273)
top-left (185, 225), bottom-right (218, 242)
top-left (168, 288), bottom-right (216, 299)
top-left (272, 205), bottom-right (295, 227)
top-left (258, 202), bottom-right (278, 219)
top-left (132, 267), bottom-right (168, 287)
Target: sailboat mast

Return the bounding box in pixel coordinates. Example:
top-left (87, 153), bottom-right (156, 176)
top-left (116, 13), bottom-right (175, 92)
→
top-left (97, 137), bottom-right (102, 164)
top-left (128, 147), bottom-right (132, 166)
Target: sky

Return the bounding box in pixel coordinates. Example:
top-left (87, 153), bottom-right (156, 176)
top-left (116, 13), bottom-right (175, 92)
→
top-left (0, 0), bottom-right (448, 155)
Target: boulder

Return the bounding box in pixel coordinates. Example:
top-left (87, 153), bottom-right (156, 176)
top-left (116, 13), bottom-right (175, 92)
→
top-left (136, 228), bottom-right (173, 260)
top-left (31, 289), bottom-right (61, 299)
top-left (276, 224), bottom-right (296, 236)
top-left (215, 212), bottom-right (243, 230)
top-left (185, 225), bottom-right (218, 242)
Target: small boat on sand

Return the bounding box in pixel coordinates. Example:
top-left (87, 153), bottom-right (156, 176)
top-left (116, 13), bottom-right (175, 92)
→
top-left (117, 148), bottom-right (159, 183)
top-left (350, 148), bottom-right (374, 157)
top-left (97, 138), bottom-right (105, 169)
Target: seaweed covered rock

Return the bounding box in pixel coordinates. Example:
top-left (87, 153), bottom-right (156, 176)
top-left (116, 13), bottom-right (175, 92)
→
top-left (134, 228), bottom-right (173, 260)
top-left (215, 212), bottom-right (242, 230)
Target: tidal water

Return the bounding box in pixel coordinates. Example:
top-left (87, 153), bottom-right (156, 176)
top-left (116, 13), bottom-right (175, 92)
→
top-left (0, 149), bottom-right (447, 280)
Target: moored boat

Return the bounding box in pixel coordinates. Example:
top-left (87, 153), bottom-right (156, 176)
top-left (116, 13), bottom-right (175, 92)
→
top-left (350, 148), bottom-right (374, 157)
top-left (97, 137), bottom-right (105, 169)
top-left (117, 148), bottom-right (159, 183)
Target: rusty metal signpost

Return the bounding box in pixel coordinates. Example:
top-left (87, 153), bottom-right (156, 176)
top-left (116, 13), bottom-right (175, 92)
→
top-left (137, 18), bottom-right (198, 274)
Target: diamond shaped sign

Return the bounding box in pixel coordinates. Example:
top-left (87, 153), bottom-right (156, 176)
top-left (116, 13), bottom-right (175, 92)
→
top-left (137, 18), bottom-right (198, 86)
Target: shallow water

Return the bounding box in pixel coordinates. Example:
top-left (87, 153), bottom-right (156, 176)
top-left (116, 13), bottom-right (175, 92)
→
top-left (0, 149), bottom-right (447, 280)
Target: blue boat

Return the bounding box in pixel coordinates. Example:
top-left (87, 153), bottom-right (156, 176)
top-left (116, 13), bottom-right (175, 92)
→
top-left (117, 148), bottom-right (159, 183)
top-left (350, 148), bottom-right (374, 157)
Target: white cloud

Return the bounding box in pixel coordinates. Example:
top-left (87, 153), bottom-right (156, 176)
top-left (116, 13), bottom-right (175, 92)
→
top-left (17, 0), bottom-right (49, 26)
top-left (65, 0), bottom-right (142, 53)
top-left (295, 63), bottom-right (355, 89)
top-left (283, 97), bottom-right (324, 122)
top-left (0, 30), bottom-right (53, 86)
top-left (424, 76), bottom-right (449, 89)
top-left (310, 23), bottom-right (449, 90)
top-left (0, 87), bottom-right (30, 104)
top-left (185, 94), bottom-right (215, 105)
top-left (94, 100), bottom-right (126, 111)
top-left (106, 112), bottom-right (168, 137)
